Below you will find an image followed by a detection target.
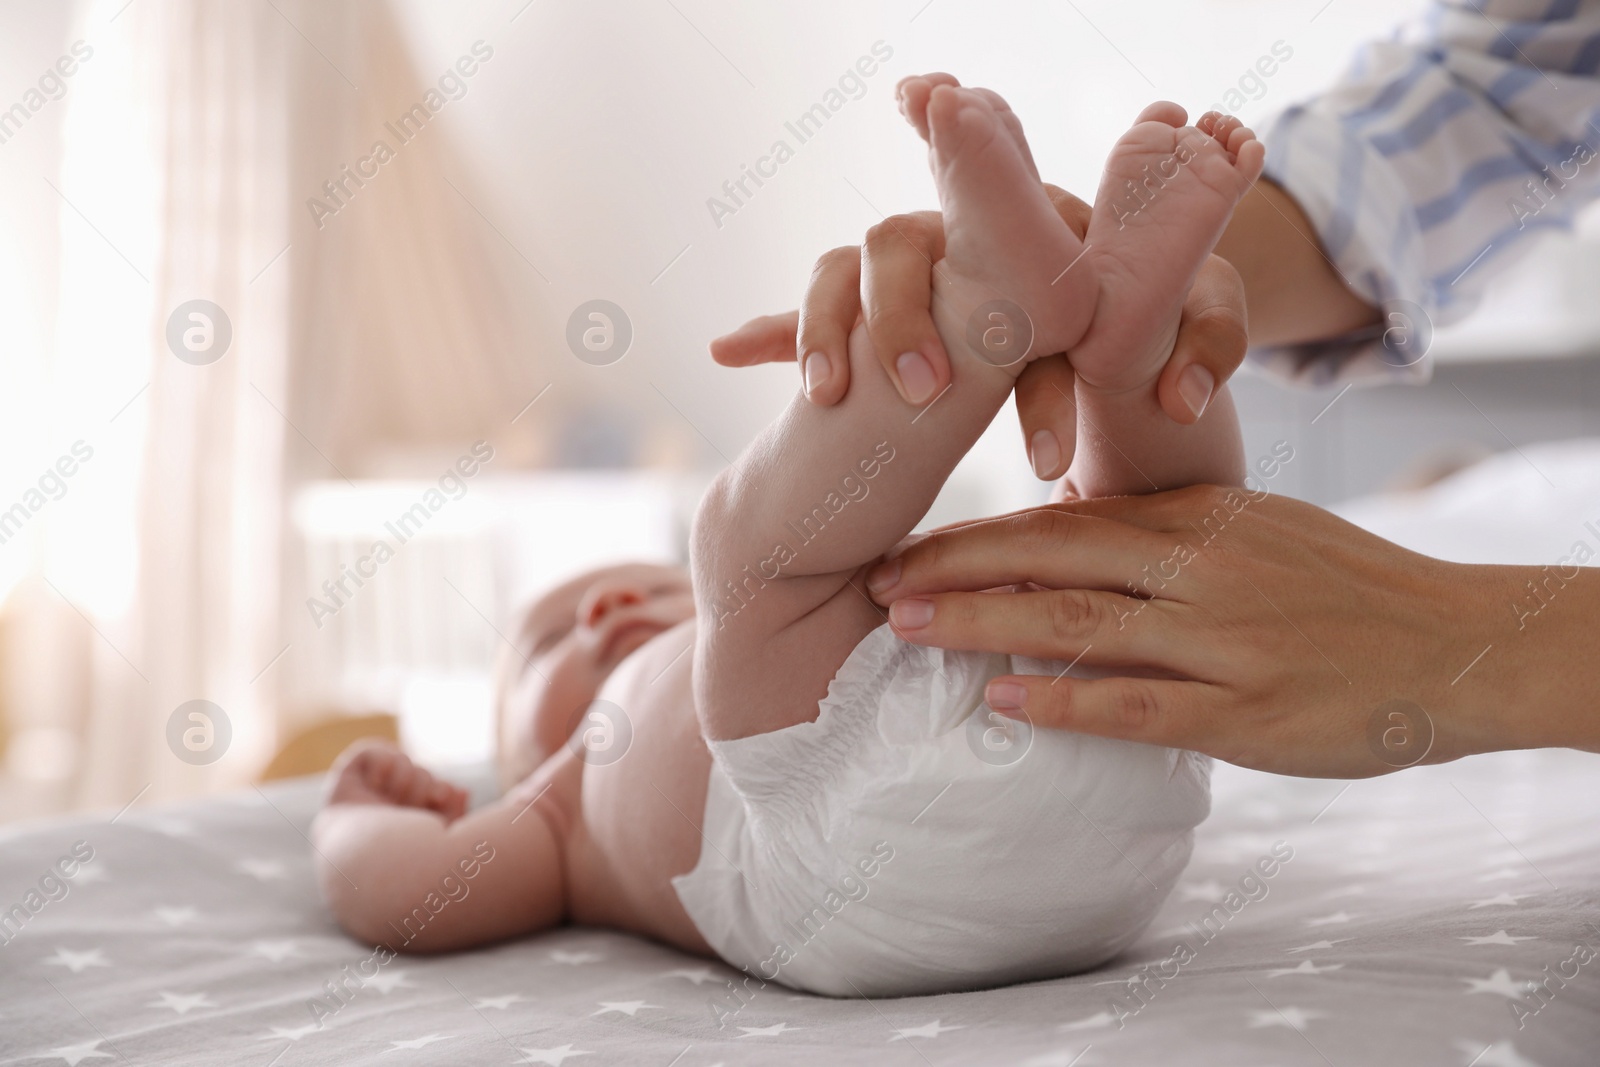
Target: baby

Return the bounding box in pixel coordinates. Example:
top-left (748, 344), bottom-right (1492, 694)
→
top-left (311, 75), bottom-right (1262, 999)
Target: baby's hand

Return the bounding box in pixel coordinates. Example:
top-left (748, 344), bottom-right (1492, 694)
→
top-left (323, 740), bottom-right (469, 823)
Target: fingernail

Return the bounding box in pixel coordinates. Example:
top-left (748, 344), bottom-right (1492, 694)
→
top-left (896, 350), bottom-right (937, 404)
top-left (1177, 364), bottom-right (1214, 419)
top-left (987, 681), bottom-right (1028, 712)
top-left (803, 351), bottom-right (829, 396)
top-left (866, 559), bottom-right (901, 594)
top-left (1029, 429), bottom-right (1061, 480)
top-left (889, 597), bottom-right (934, 629)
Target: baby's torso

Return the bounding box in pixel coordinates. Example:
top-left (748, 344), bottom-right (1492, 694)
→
top-left (558, 618), bottom-right (715, 956)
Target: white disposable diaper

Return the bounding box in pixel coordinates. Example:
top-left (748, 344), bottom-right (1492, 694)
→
top-left (672, 624), bottom-right (1211, 998)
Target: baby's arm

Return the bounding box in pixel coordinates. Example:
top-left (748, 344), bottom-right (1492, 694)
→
top-left (311, 743), bottom-right (565, 952)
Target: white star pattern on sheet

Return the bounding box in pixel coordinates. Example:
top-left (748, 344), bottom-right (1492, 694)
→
top-left (890, 1020), bottom-right (964, 1040)
top-left (260, 1023), bottom-right (321, 1041)
top-left (1461, 968), bottom-right (1531, 999)
top-left (39, 1039), bottom-right (113, 1065)
top-left (252, 939), bottom-right (301, 962)
top-left (144, 817), bottom-right (197, 837)
top-left (1461, 931), bottom-right (1536, 947)
top-left (472, 993), bottom-right (524, 1010)
top-left (1305, 911), bottom-right (1355, 926)
top-left (235, 859), bottom-right (287, 881)
top-left (513, 1045), bottom-right (591, 1065)
top-left (549, 950), bottom-right (603, 965)
top-left (43, 948), bottom-right (109, 974)
top-left (1247, 1006), bottom-right (1326, 1030)
top-left (1265, 960), bottom-right (1344, 978)
top-left (592, 1000), bottom-right (659, 1016)
top-left (364, 969), bottom-right (413, 994)
top-left (147, 990), bottom-right (216, 1015)
top-left (1058, 1010), bottom-right (1117, 1031)
top-left (1469, 893), bottom-right (1531, 909)
top-left (386, 1035), bottom-right (451, 1050)
top-left (1452, 1039), bottom-right (1547, 1067)
top-left (66, 865), bottom-right (108, 885)
top-left (661, 967), bottom-right (718, 985)
top-left (154, 906), bottom-right (198, 927)
top-left (1287, 939), bottom-right (1351, 952)
top-left (738, 1023), bottom-right (801, 1037)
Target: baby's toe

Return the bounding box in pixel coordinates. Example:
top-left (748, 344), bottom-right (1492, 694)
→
top-left (1135, 100), bottom-right (1187, 129)
top-left (927, 85), bottom-right (1001, 160)
top-left (897, 72), bottom-right (960, 141)
top-left (970, 88), bottom-right (1040, 181)
top-left (1224, 121), bottom-right (1255, 156)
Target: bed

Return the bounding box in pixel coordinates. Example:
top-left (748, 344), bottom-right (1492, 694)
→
top-left (4, 444), bottom-right (1599, 1066)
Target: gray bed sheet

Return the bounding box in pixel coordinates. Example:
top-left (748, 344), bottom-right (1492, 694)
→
top-left (1, 749), bottom-right (1596, 1066)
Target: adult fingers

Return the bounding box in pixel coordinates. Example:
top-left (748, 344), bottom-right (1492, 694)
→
top-left (983, 672), bottom-right (1217, 750)
top-left (860, 211), bottom-right (949, 405)
top-left (708, 310), bottom-right (800, 367)
top-left (1043, 184), bottom-right (1093, 241)
top-left (796, 245), bottom-right (863, 405)
top-left (1013, 356), bottom-right (1078, 480)
top-left (884, 587), bottom-right (1189, 671)
top-left (1155, 254), bottom-right (1249, 424)
top-left (1004, 184), bottom-right (1090, 481)
top-left (867, 507), bottom-right (1182, 601)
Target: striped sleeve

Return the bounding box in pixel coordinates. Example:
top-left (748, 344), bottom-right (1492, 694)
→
top-left (1252, 0), bottom-right (1600, 387)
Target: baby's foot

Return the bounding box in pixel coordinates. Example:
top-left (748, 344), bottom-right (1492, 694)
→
top-left (1071, 106), bottom-right (1264, 395)
top-left (898, 76), bottom-right (1099, 368)
top-left (324, 740), bottom-right (469, 821)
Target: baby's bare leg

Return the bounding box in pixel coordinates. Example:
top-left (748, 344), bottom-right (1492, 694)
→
top-left (312, 744), bottom-right (568, 952)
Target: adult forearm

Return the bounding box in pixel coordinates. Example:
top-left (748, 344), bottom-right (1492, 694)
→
top-left (1467, 563), bottom-right (1600, 757)
top-left (1214, 178), bottom-right (1379, 347)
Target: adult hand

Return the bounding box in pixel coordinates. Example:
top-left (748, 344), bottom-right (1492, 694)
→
top-left (708, 190), bottom-right (1251, 479)
top-left (863, 487), bottom-right (1530, 779)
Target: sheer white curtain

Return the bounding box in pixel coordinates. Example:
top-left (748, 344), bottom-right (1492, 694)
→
top-left (13, 0), bottom-right (298, 814)
top-left (0, 0), bottom-right (539, 819)
top-left (46, 0), bottom-right (293, 811)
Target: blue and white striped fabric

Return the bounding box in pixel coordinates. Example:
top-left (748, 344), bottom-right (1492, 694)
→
top-left (1254, 0), bottom-right (1600, 386)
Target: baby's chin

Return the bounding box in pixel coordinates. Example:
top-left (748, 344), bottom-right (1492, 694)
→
top-left (595, 616), bottom-right (697, 723)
